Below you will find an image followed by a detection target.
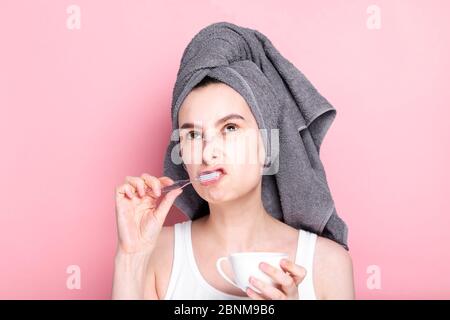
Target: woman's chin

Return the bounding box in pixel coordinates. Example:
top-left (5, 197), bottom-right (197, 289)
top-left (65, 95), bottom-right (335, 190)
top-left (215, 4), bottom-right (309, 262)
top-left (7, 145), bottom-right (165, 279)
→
top-left (202, 188), bottom-right (229, 202)
top-left (195, 174), bottom-right (230, 200)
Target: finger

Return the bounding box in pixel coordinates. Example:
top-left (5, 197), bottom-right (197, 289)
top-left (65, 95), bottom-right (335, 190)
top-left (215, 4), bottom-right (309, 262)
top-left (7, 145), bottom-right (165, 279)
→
top-left (116, 183), bottom-right (135, 199)
top-left (115, 185), bottom-right (125, 198)
top-left (280, 259), bottom-right (307, 286)
top-left (260, 262), bottom-right (296, 287)
top-left (124, 184), bottom-right (135, 199)
top-left (159, 176), bottom-right (175, 187)
top-left (153, 188), bottom-right (183, 223)
top-left (141, 174), bottom-right (162, 197)
top-left (249, 276), bottom-right (285, 300)
top-left (246, 287), bottom-right (265, 300)
top-left (125, 176), bottom-right (146, 197)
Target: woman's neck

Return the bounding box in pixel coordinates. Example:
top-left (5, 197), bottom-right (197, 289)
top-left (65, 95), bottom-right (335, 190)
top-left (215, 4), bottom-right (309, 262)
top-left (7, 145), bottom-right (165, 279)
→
top-left (202, 184), bottom-right (278, 252)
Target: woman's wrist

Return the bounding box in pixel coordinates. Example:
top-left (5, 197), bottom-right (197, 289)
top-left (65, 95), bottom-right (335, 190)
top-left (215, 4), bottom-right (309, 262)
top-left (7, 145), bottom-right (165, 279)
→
top-left (114, 246), bottom-right (154, 264)
top-left (112, 246), bottom-right (155, 299)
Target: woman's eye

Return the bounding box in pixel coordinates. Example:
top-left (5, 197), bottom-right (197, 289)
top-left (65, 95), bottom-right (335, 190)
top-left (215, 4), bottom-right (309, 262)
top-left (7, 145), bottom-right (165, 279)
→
top-left (223, 123), bottom-right (238, 133)
top-left (187, 131), bottom-right (201, 140)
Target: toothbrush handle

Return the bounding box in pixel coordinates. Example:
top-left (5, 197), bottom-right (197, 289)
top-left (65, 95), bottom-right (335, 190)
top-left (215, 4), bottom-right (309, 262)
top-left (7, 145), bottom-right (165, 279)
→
top-left (142, 178), bottom-right (193, 195)
top-left (160, 179), bottom-right (192, 193)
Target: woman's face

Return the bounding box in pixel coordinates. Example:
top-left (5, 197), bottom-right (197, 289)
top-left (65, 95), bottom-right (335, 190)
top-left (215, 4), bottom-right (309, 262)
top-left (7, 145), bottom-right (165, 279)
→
top-left (178, 82), bottom-right (266, 203)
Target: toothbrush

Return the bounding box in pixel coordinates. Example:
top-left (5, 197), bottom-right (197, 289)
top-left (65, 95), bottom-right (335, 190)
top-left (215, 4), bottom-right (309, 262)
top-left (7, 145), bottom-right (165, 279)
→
top-left (144, 171), bottom-right (221, 195)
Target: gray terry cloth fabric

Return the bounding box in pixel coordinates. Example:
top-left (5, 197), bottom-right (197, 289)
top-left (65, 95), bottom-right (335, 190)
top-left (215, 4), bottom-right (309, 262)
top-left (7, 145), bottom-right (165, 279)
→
top-left (162, 22), bottom-right (349, 250)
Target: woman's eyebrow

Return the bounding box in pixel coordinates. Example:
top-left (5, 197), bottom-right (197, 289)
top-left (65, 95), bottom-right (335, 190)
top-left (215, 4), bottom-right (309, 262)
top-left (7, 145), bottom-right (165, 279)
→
top-left (180, 113), bottom-right (245, 130)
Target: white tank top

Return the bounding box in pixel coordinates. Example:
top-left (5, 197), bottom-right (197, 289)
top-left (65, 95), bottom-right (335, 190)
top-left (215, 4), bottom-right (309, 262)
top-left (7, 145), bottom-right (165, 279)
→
top-left (163, 220), bottom-right (318, 300)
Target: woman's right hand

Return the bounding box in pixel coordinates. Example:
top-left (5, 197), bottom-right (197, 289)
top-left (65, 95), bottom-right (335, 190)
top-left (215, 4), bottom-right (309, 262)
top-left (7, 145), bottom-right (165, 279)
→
top-left (114, 174), bottom-right (183, 255)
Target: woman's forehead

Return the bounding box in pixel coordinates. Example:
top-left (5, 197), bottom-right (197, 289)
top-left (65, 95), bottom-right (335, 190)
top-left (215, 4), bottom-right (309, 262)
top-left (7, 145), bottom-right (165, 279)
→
top-left (178, 83), bottom-right (255, 125)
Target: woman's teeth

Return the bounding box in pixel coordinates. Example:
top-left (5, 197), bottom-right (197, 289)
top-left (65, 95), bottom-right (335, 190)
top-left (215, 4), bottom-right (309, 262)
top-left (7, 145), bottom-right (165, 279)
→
top-left (199, 171), bottom-right (221, 182)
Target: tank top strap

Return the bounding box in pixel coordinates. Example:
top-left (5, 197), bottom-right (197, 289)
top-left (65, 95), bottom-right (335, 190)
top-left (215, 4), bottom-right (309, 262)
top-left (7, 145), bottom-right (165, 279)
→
top-left (163, 221), bottom-right (186, 299)
top-left (296, 230), bottom-right (317, 267)
top-left (296, 229), bottom-right (318, 299)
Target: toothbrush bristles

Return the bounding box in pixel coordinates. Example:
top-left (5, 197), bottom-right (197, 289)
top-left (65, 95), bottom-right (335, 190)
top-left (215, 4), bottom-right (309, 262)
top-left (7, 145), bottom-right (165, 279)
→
top-left (199, 171), bottom-right (220, 182)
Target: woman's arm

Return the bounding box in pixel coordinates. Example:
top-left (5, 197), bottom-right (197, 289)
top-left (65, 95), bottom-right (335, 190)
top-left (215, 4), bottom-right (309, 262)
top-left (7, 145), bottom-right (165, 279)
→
top-left (112, 174), bottom-right (183, 300)
top-left (112, 247), bottom-right (158, 300)
top-left (314, 236), bottom-right (355, 299)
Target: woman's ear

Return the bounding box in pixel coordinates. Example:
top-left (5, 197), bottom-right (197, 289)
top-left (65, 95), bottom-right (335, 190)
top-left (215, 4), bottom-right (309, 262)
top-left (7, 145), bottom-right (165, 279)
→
top-left (257, 131), bottom-right (269, 169)
top-left (263, 156), bottom-right (272, 168)
top-left (179, 148), bottom-right (187, 170)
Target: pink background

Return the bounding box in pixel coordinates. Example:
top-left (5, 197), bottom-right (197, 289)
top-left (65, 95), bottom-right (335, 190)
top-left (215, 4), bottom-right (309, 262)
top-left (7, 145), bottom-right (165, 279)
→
top-left (1, 0), bottom-right (449, 299)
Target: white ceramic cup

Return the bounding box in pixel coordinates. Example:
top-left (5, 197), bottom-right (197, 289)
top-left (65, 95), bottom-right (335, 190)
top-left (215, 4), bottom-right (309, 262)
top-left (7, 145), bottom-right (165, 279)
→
top-left (215, 252), bottom-right (289, 294)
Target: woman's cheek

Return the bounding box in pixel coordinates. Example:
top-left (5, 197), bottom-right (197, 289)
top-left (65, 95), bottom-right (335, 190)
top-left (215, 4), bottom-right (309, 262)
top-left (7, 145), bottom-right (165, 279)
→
top-left (227, 135), bottom-right (258, 166)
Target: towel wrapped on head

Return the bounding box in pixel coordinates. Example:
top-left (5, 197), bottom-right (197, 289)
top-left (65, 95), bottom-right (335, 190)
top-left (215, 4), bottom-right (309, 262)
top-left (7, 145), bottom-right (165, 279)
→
top-left (163, 22), bottom-right (349, 250)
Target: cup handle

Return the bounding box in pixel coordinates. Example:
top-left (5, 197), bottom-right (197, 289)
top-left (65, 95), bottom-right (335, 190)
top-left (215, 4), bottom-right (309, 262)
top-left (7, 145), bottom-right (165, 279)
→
top-left (216, 257), bottom-right (240, 289)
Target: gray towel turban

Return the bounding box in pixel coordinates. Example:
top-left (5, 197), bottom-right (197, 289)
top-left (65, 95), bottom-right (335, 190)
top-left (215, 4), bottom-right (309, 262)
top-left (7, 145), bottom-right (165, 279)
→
top-left (162, 22), bottom-right (349, 250)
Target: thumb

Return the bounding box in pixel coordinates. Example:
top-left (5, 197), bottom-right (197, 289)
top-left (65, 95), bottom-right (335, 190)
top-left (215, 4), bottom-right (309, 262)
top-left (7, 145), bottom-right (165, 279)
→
top-left (154, 188), bottom-right (183, 223)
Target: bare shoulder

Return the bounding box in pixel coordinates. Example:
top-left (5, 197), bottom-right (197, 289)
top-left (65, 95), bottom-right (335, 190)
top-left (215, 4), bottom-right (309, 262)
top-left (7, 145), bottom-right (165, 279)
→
top-left (313, 235), bottom-right (355, 300)
top-left (145, 225), bottom-right (175, 299)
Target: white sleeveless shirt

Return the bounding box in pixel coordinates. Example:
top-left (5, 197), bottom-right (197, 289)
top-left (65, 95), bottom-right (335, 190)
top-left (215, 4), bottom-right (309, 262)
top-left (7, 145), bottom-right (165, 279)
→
top-left (163, 220), bottom-right (318, 300)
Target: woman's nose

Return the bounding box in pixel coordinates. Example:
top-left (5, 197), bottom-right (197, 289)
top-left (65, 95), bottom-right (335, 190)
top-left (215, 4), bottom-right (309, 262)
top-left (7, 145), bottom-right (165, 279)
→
top-left (202, 133), bottom-right (222, 161)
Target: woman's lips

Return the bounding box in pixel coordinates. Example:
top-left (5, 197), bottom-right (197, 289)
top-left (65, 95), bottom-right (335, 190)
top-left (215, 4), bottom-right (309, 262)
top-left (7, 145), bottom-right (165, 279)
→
top-left (198, 167), bottom-right (226, 176)
top-left (198, 170), bottom-right (225, 186)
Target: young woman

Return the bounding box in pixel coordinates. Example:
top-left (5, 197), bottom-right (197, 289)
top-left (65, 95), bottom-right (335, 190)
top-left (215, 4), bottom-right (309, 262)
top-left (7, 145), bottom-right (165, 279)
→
top-left (112, 76), bottom-right (355, 300)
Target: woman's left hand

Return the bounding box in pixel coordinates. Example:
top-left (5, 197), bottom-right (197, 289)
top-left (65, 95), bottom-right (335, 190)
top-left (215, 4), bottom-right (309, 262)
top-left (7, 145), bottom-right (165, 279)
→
top-left (246, 258), bottom-right (306, 300)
